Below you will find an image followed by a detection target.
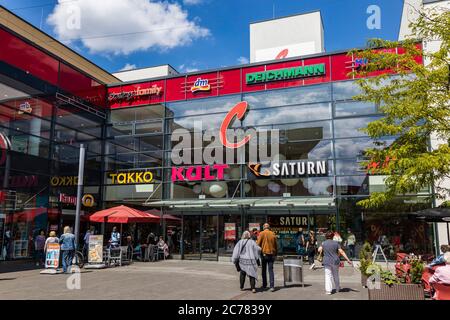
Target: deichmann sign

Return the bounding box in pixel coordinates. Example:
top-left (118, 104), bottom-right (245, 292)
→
top-left (108, 171), bottom-right (153, 184)
top-left (246, 63), bottom-right (326, 84)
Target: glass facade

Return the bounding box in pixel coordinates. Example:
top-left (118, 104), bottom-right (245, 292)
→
top-left (0, 25), bottom-right (434, 262)
top-left (106, 82), bottom-right (433, 260)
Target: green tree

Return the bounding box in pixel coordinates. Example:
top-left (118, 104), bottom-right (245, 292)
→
top-left (348, 8), bottom-right (450, 209)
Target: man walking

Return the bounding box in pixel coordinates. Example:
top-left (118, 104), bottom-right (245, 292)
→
top-left (256, 223), bottom-right (278, 292)
top-left (346, 229), bottom-right (356, 259)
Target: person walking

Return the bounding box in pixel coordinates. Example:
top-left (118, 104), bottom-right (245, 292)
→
top-left (251, 228), bottom-right (259, 241)
top-left (44, 231), bottom-right (59, 253)
top-left (59, 226), bottom-right (76, 273)
top-left (256, 223), bottom-right (278, 292)
top-left (296, 227), bottom-right (306, 260)
top-left (232, 231), bottom-right (261, 293)
top-left (318, 231), bottom-right (353, 295)
top-left (34, 230), bottom-right (46, 266)
top-left (306, 230), bottom-right (318, 270)
top-left (83, 226), bottom-right (95, 260)
top-left (346, 229), bottom-right (356, 259)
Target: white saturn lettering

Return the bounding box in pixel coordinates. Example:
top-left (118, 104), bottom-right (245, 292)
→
top-left (272, 160), bottom-right (327, 177)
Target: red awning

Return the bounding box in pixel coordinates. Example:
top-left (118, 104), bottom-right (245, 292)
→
top-left (89, 205), bottom-right (159, 224)
top-left (145, 209), bottom-right (182, 222)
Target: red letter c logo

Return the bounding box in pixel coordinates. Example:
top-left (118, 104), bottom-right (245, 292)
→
top-left (220, 101), bottom-right (250, 149)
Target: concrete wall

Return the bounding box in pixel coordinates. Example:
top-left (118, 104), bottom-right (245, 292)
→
top-left (250, 11), bottom-right (324, 63)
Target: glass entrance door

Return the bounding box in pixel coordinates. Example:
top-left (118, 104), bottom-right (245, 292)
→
top-left (200, 215), bottom-right (218, 261)
top-left (182, 215), bottom-right (201, 260)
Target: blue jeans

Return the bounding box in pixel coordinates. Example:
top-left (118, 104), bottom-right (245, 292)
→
top-left (62, 250), bottom-right (74, 273)
top-left (261, 254), bottom-right (275, 288)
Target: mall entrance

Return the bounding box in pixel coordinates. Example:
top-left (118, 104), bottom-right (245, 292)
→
top-left (173, 209), bottom-right (336, 261)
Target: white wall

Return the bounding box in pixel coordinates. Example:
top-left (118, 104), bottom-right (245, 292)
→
top-left (113, 65), bottom-right (178, 82)
top-left (250, 11), bottom-right (324, 63)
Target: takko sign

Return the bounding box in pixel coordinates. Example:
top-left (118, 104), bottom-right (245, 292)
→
top-left (246, 63), bottom-right (326, 84)
top-left (108, 171), bottom-right (153, 185)
top-left (172, 164), bottom-right (229, 182)
top-left (108, 85), bottom-right (162, 102)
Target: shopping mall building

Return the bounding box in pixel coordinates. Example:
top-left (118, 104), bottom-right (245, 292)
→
top-left (0, 2), bottom-right (447, 261)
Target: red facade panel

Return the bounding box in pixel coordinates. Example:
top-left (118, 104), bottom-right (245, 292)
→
top-left (0, 28), bottom-right (59, 85)
top-left (165, 77), bottom-right (186, 102)
top-left (218, 69), bottom-right (241, 96)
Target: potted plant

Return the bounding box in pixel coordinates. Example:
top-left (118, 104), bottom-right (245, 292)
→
top-left (359, 242), bottom-right (373, 287)
top-left (367, 256), bottom-right (425, 300)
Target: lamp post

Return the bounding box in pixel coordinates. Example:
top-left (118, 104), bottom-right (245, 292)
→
top-left (74, 144), bottom-right (85, 249)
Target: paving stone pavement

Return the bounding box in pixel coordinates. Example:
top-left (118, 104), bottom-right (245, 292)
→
top-left (0, 260), bottom-right (368, 300)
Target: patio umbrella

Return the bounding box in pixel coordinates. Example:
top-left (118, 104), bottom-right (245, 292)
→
top-left (409, 207), bottom-right (450, 222)
top-left (145, 209), bottom-right (182, 222)
top-left (89, 205), bottom-right (159, 224)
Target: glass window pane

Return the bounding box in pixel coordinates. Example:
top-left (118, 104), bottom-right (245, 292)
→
top-left (244, 103), bottom-right (331, 126)
top-left (135, 121), bottom-right (162, 135)
top-left (334, 101), bottom-right (378, 117)
top-left (336, 176), bottom-right (369, 195)
top-left (279, 121), bottom-right (333, 140)
top-left (332, 81), bottom-right (363, 101)
top-left (336, 159), bottom-right (367, 175)
top-left (335, 137), bottom-right (396, 159)
top-left (281, 140), bottom-right (333, 160)
top-left (166, 95), bottom-right (242, 118)
top-left (244, 84), bottom-right (331, 109)
top-left (333, 116), bottom-right (382, 138)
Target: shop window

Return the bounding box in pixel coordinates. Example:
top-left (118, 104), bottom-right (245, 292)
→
top-left (247, 177), bottom-right (334, 197)
top-left (110, 105), bottom-right (165, 123)
top-left (279, 120), bottom-right (333, 141)
top-left (334, 101), bottom-right (378, 117)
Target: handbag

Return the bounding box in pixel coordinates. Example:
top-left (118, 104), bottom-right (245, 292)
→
top-left (234, 239), bottom-right (249, 272)
top-left (317, 251), bottom-right (324, 263)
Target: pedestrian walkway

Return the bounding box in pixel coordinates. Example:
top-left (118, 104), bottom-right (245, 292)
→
top-left (0, 260), bottom-right (368, 300)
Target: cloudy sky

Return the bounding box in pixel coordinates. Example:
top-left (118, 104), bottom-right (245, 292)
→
top-left (0, 0), bottom-right (404, 74)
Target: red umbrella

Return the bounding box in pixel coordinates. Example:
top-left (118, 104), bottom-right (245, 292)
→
top-left (89, 205), bottom-right (159, 224)
top-left (145, 209), bottom-right (182, 222)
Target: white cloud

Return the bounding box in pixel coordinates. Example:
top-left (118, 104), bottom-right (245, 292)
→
top-left (237, 56), bottom-right (249, 64)
top-left (119, 63), bottom-right (137, 71)
top-left (47, 0), bottom-right (210, 55)
top-left (178, 64), bottom-right (199, 73)
top-left (183, 0), bottom-right (203, 4)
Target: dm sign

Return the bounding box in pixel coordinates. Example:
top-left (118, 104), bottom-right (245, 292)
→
top-left (246, 63), bottom-right (326, 84)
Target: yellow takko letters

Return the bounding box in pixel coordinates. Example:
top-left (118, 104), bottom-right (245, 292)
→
top-left (109, 171), bottom-right (153, 185)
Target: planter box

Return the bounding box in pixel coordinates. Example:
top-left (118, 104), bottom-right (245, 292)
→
top-left (368, 283), bottom-right (425, 300)
top-left (361, 274), bottom-right (368, 287)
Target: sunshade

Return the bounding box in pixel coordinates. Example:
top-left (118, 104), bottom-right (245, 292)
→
top-left (89, 205), bottom-right (159, 224)
top-left (409, 208), bottom-right (450, 222)
top-left (145, 209), bottom-right (182, 222)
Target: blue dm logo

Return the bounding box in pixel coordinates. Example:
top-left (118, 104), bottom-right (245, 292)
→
top-left (191, 78), bottom-right (211, 93)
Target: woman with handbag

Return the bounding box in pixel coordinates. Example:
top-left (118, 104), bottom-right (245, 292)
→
top-left (232, 231), bottom-right (261, 293)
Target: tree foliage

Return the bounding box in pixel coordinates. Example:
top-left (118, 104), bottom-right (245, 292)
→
top-left (348, 8), bottom-right (450, 208)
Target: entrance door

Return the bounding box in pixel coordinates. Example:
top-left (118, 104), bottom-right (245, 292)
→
top-left (182, 215), bottom-right (201, 260)
top-left (200, 215), bottom-right (218, 261)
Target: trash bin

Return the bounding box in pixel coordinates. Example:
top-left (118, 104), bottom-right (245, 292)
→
top-left (283, 255), bottom-right (304, 287)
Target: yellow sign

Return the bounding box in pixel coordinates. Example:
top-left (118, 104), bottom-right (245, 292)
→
top-left (82, 194), bottom-right (95, 207)
top-left (108, 171), bottom-right (153, 185)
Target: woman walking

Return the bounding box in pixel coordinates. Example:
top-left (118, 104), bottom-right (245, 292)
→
top-left (59, 226), bottom-right (76, 273)
top-left (318, 231), bottom-right (353, 295)
top-left (306, 231), bottom-right (318, 270)
top-left (232, 231), bottom-right (261, 293)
